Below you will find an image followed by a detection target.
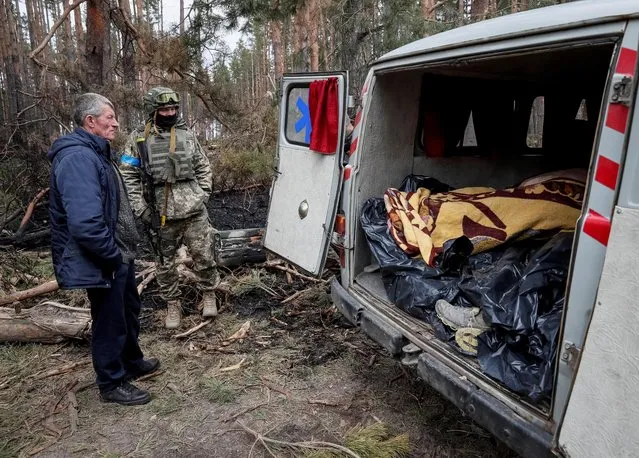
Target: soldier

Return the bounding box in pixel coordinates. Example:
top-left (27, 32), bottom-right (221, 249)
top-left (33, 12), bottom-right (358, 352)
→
top-left (119, 87), bottom-right (219, 329)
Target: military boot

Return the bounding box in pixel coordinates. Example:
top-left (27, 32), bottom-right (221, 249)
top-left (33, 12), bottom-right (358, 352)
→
top-left (165, 300), bottom-right (182, 329)
top-left (200, 292), bottom-right (218, 318)
top-left (435, 299), bottom-right (489, 331)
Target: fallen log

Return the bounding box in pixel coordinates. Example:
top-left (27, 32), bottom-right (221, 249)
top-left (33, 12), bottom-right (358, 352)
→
top-left (0, 301), bottom-right (90, 343)
top-left (0, 207), bottom-right (23, 231)
top-left (0, 228), bottom-right (51, 246)
top-left (0, 280), bottom-right (59, 306)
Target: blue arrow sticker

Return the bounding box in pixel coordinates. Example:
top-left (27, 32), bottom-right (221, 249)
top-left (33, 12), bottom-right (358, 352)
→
top-left (294, 97), bottom-right (311, 143)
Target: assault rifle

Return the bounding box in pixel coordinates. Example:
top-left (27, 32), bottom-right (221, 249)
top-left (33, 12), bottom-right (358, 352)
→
top-left (136, 137), bottom-right (164, 264)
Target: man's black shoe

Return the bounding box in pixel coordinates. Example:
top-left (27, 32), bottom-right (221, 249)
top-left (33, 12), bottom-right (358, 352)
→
top-left (126, 357), bottom-right (161, 381)
top-left (100, 382), bottom-right (151, 406)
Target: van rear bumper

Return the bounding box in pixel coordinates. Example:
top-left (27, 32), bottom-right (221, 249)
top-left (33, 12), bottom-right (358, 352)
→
top-left (331, 277), bottom-right (554, 458)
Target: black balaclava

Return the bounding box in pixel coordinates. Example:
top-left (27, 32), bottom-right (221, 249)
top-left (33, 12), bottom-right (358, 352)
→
top-left (154, 108), bottom-right (179, 129)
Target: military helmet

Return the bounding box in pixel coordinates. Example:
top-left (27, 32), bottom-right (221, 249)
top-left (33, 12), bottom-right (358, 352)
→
top-left (143, 87), bottom-right (180, 117)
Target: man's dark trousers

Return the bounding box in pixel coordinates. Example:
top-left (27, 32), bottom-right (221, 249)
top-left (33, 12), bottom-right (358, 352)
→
top-left (88, 261), bottom-right (144, 392)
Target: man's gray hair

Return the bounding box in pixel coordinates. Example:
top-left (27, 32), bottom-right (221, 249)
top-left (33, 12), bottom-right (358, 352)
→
top-left (73, 93), bottom-right (115, 127)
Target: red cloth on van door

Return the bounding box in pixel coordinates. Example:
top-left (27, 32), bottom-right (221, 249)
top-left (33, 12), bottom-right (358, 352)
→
top-left (309, 78), bottom-right (339, 154)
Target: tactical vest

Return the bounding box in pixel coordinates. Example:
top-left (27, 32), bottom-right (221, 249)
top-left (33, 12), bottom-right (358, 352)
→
top-left (146, 128), bottom-right (196, 184)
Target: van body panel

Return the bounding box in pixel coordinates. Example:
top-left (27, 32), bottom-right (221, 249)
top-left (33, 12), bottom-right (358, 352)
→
top-left (376, 0), bottom-right (637, 65)
top-left (374, 23), bottom-right (624, 73)
top-left (552, 19), bottom-right (639, 424)
top-left (557, 207), bottom-right (639, 457)
top-left (264, 72), bottom-right (348, 275)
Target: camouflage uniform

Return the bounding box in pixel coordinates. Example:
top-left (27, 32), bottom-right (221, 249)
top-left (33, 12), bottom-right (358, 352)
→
top-left (119, 88), bottom-right (219, 327)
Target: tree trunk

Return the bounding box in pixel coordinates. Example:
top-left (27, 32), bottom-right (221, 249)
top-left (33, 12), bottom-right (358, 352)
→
top-left (0, 303), bottom-right (91, 344)
top-left (308, 0), bottom-right (319, 72)
top-left (421, 0), bottom-right (436, 19)
top-left (2, 0), bottom-right (23, 119)
top-left (293, 6), bottom-right (307, 71)
top-left (119, 0), bottom-right (137, 128)
top-left (74, 0), bottom-right (85, 55)
top-left (0, 1), bottom-right (8, 123)
top-left (62, 2), bottom-right (74, 61)
top-left (470, 0), bottom-right (488, 19)
top-left (180, 0), bottom-right (189, 122)
top-left (85, 0), bottom-right (110, 88)
top-left (511, 0), bottom-right (528, 13)
top-left (135, 0), bottom-right (143, 22)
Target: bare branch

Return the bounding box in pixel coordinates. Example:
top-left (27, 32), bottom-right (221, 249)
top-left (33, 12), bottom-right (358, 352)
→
top-left (426, 0), bottom-right (447, 16)
top-left (29, 0), bottom-right (89, 59)
top-left (113, 5), bottom-right (149, 55)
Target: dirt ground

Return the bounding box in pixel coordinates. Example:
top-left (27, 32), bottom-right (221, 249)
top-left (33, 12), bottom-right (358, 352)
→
top-left (0, 189), bottom-right (517, 458)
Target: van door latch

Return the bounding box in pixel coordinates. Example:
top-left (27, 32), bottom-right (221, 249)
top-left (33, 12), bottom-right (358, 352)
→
top-left (610, 74), bottom-right (633, 106)
top-left (561, 341), bottom-right (581, 371)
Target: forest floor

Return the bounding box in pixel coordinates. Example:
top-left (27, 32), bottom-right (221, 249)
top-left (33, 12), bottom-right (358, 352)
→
top-left (0, 188), bottom-right (516, 458)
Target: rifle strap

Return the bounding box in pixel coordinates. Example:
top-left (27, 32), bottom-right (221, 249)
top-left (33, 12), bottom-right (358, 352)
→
top-left (143, 121), bottom-right (152, 139)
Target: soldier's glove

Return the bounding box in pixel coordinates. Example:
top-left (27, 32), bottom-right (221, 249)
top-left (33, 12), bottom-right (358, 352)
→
top-left (161, 155), bottom-right (180, 184)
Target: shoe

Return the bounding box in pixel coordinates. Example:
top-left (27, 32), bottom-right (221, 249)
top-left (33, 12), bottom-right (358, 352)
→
top-left (455, 327), bottom-right (484, 355)
top-left (127, 358), bottom-right (161, 381)
top-left (435, 299), bottom-right (489, 331)
top-left (100, 382), bottom-right (151, 406)
top-left (165, 300), bottom-right (182, 329)
top-left (200, 292), bottom-right (218, 318)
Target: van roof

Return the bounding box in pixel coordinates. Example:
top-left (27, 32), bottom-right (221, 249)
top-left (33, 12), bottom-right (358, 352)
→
top-left (376, 0), bottom-right (639, 64)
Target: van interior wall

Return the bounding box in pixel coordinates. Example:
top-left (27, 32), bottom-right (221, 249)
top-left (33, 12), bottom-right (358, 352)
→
top-left (351, 41), bottom-right (615, 280)
top-left (352, 70), bottom-right (422, 276)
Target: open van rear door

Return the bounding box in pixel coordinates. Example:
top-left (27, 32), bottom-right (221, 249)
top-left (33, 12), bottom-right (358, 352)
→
top-left (264, 73), bottom-right (348, 276)
top-left (556, 22), bottom-right (639, 457)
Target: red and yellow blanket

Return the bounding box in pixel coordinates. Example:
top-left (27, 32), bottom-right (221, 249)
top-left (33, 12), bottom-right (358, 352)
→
top-left (384, 175), bottom-right (585, 266)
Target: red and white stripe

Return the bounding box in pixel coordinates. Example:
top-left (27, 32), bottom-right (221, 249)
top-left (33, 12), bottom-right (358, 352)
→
top-left (560, 22), bottom-right (639, 368)
top-left (559, 22), bottom-right (639, 388)
top-left (583, 43), bottom-right (637, 246)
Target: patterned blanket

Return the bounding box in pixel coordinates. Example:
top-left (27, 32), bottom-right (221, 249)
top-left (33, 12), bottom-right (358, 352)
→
top-left (384, 175), bottom-right (585, 266)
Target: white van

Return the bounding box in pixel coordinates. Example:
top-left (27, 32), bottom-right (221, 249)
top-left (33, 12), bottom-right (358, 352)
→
top-left (264, 1), bottom-right (639, 456)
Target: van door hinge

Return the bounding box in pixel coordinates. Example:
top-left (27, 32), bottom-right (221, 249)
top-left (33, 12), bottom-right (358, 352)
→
top-left (610, 74), bottom-right (633, 106)
top-left (560, 341), bottom-right (581, 371)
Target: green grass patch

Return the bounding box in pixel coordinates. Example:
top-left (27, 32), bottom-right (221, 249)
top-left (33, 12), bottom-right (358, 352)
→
top-left (150, 393), bottom-right (183, 417)
top-left (198, 377), bottom-right (237, 404)
top-left (304, 423), bottom-right (410, 458)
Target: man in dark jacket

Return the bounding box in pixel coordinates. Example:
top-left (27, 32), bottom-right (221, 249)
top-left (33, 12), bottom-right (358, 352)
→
top-left (48, 93), bottom-right (159, 406)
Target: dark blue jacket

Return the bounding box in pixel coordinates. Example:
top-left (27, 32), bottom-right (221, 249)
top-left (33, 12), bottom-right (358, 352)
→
top-left (48, 128), bottom-right (122, 289)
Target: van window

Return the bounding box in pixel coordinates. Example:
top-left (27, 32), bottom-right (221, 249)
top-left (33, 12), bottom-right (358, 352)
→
top-left (576, 99), bottom-right (588, 121)
top-left (458, 111), bottom-right (477, 147)
top-left (526, 96), bottom-right (544, 149)
top-left (414, 42), bottom-right (610, 163)
top-left (285, 86), bottom-right (311, 146)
